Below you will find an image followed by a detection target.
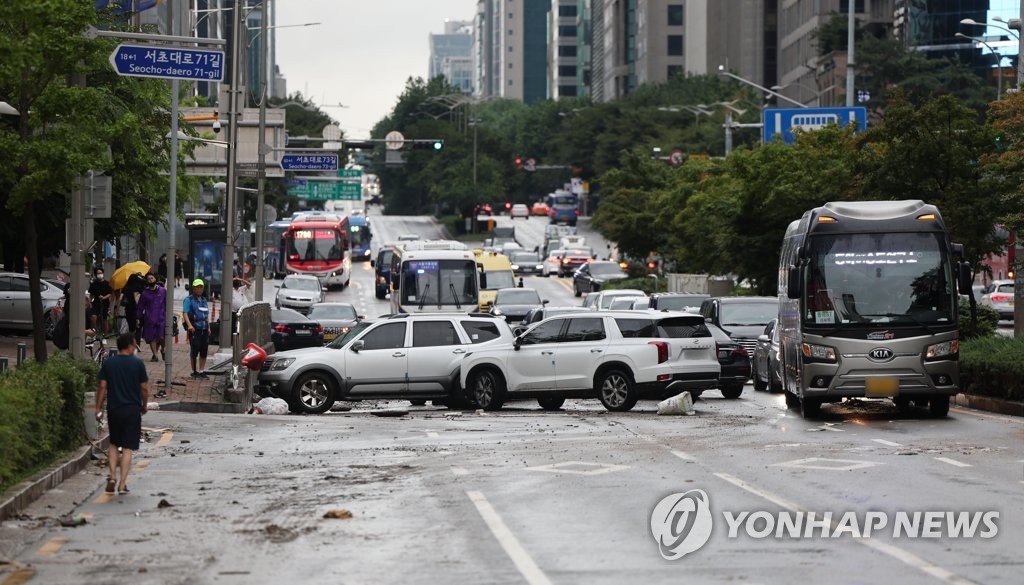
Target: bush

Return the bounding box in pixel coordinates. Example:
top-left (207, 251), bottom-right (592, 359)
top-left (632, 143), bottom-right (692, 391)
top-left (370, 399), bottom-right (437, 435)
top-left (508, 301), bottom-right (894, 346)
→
top-left (0, 354), bottom-right (96, 493)
top-left (604, 277), bottom-right (664, 294)
top-left (959, 300), bottom-right (999, 339)
top-left (959, 336), bottom-right (1024, 401)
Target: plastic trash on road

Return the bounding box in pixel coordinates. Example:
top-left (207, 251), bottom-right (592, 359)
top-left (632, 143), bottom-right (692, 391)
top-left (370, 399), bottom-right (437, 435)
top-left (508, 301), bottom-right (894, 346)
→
top-left (250, 397), bottom-right (289, 415)
top-left (657, 391), bottom-right (695, 415)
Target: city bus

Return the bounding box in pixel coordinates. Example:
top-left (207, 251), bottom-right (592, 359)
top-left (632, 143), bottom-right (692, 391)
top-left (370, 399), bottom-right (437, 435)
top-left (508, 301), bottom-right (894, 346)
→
top-left (283, 214), bottom-right (352, 289)
top-left (388, 240), bottom-right (478, 313)
top-left (347, 211), bottom-right (373, 261)
top-left (777, 200), bottom-right (972, 418)
top-left (547, 189), bottom-right (579, 226)
top-left (264, 219), bottom-right (291, 279)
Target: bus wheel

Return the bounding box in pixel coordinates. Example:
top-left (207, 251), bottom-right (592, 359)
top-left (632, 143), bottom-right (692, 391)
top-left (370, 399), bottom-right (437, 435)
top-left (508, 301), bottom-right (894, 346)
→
top-left (785, 390), bottom-right (800, 409)
top-left (929, 396), bottom-right (950, 418)
top-left (800, 396), bottom-right (821, 418)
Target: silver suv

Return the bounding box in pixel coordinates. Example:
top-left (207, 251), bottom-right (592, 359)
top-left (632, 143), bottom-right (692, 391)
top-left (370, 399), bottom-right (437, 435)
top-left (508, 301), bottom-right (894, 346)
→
top-left (257, 313), bottom-right (512, 413)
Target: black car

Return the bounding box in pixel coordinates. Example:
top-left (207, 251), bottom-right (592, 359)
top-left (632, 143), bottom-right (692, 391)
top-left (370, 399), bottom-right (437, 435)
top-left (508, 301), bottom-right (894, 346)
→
top-left (271, 308), bottom-right (324, 351)
top-left (698, 296), bottom-right (779, 359)
top-left (752, 319), bottom-right (783, 392)
top-left (557, 251), bottom-right (592, 277)
top-left (573, 260), bottom-right (628, 296)
top-left (705, 322), bottom-right (751, 399)
top-left (370, 244), bottom-right (397, 299)
top-left (307, 303), bottom-right (363, 344)
top-left (490, 287), bottom-right (546, 323)
top-left (647, 292), bottom-right (710, 313)
top-left (510, 252), bottom-right (544, 276)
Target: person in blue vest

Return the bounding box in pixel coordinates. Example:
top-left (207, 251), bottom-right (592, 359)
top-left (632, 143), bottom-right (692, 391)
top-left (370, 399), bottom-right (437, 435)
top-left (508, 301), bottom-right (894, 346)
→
top-left (182, 279), bottom-right (211, 379)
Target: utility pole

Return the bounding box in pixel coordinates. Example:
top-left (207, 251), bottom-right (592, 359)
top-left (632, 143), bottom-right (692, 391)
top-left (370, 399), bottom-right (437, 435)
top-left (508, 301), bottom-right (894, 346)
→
top-left (724, 110), bottom-right (734, 156)
top-left (254, 0), bottom-right (269, 301)
top-left (846, 0), bottom-right (856, 107)
top-left (219, 0), bottom-right (243, 351)
top-left (1016, 0), bottom-right (1023, 338)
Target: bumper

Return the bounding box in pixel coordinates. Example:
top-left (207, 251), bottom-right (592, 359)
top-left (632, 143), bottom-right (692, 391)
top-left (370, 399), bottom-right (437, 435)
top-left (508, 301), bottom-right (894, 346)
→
top-left (638, 373), bottom-right (720, 399)
top-left (800, 359), bottom-right (960, 399)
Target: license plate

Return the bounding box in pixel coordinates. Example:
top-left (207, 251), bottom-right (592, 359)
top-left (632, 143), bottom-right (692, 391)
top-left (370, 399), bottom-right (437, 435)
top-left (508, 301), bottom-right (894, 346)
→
top-left (295, 330), bottom-right (311, 336)
top-left (865, 377), bottom-right (899, 397)
top-left (324, 333), bottom-right (337, 341)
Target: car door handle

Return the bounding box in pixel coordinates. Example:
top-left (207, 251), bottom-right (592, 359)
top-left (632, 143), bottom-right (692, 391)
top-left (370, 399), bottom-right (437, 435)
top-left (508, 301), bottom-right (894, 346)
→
top-left (590, 349), bottom-right (603, 353)
top-left (452, 348), bottom-right (467, 354)
top-left (541, 350), bottom-right (554, 355)
top-left (392, 352), bottom-right (406, 358)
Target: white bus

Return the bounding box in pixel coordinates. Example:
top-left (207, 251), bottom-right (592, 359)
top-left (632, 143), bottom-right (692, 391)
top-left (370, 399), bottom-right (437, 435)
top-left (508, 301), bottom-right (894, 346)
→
top-left (388, 240), bottom-right (479, 313)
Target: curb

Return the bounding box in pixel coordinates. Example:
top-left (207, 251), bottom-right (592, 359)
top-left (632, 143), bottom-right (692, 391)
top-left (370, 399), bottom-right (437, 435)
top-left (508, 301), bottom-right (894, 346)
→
top-left (155, 400), bottom-right (246, 414)
top-left (952, 393), bottom-right (1024, 417)
top-left (0, 435), bottom-right (107, 522)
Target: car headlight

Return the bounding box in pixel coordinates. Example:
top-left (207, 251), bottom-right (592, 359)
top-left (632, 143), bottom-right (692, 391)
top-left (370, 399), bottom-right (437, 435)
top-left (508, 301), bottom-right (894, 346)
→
top-left (535, 264), bottom-right (543, 270)
top-left (492, 308), bottom-right (503, 316)
top-left (339, 327), bottom-right (350, 335)
top-left (511, 264), bottom-right (520, 270)
top-left (270, 358), bottom-right (295, 371)
top-left (801, 342), bottom-right (837, 363)
top-left (925, 339), bottom-right (958, 361)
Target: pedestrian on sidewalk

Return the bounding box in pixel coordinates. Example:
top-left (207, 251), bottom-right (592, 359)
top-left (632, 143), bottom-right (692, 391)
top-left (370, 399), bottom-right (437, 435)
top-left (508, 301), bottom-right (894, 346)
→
top-left (231, 276), bottom-right (251, 334)
top-left (95, 333), bottom-right (149, 496)
top-left (136, 272), bottom-right (166, 363)
top-left (183, 278), bottom-right (211, 378)
top-left (88, 266), bottom-right (113, 336)
top-left (157, 253), bottom-right (168, 282)
top-left (174, 253), bottom-right (185, 288)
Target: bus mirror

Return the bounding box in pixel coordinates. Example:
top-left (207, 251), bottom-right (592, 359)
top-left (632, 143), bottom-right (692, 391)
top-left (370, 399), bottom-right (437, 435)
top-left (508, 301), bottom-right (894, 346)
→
top-left (787, 265), bottom-right (801, 299)
top-left (796, 245), bottom-right (807, 260)
top-left (951, 242), bottom-right (964, 258)
top-left (957, 262), bottom-right (972, 294)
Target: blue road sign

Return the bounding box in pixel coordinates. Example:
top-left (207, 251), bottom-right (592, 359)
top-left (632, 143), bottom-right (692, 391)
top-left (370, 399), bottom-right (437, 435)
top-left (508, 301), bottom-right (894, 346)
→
top-left (109, 44), bottom-right (224, 81)
top-left (285, 179), bottom-right (307, 187)
top-left (280, 154), bottom-right (339, 172)
top-left (762, 107), bottom-right (867, 144)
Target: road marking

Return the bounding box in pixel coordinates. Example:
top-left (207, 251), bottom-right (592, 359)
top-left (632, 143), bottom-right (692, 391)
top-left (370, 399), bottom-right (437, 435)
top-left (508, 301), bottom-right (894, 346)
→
top-left (94, 492), bottom-right (114, 504)
top-left (1, 568), bottom-right (35, 585)
top-left (451, 467), bottom-right (469, 477)
top-left (142, 427), bottom-right (168, 432)
top-left (714, 472), bottom-right (980, 585)
top-left (671, 450), bottom-right (695, 461)
top-left (934, 457), bottom-right (972, 468)
top-left (776, 457), bottom-right (882, 471)
top-left (426, 431), bottom-right (439, 438)
top-left (526, 461), bottom-right (630, 475)
top-left (135, 459), bottom-right (150, 470)
top-left (467, 491), bottom-right (552, 585)
top-left (156, 431), bottom-right (174, 447)
top-left (36, 537), bottom-right (67, 557)
top-left (872, 439), bottom-right (902, 447)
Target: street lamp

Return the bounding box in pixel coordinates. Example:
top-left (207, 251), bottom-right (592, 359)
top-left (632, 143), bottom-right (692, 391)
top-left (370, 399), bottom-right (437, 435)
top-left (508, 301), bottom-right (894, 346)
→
top-left (658, 105), bottom-right (713, 125)
top-left (717, 65), bottom-right (807, 109)
top-left (955, 32), bottom-right (1004, 100)
top-left (770, 83), bottom-right (836, 107)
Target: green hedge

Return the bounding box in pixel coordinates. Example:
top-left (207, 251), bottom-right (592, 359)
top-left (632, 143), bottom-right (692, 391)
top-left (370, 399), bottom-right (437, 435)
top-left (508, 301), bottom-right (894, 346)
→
top-left (959, 301), bottom-right (1000, 339)
top-left (0, 354), bottom-right (98, 493)
top-left (959, 336), bottom-right (1024, 402)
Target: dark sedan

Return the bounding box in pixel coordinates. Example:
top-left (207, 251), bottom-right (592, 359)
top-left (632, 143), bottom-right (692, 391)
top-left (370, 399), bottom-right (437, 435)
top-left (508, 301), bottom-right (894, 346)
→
top-left (752, 318), bottom-right (782, 392)
top-left (307, 302), bottom-right (363, 344)
top-left (700, 322), bottom-right (751, 399)
top-left (557, 251), bottom-right (592, 277)
top-left (572, 260), bottom-right (628, 296)
top-left (490, 288), bottom-right (546, 323)
top-left (271, 308), bottom-right (324, 352)
top-left (510, 252), bottom-right (545, 276)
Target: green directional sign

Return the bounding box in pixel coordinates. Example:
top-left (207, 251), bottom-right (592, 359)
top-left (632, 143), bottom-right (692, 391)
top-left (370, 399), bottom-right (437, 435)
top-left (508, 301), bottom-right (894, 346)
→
top-left (337, 169), bottom-right (363, 178)
top-left (287, 181), bottom-right (361, 200)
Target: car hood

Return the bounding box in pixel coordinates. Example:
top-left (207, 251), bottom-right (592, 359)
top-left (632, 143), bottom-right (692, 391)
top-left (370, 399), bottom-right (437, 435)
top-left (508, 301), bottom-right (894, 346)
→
top-left (269, 346), bottom-right (337, 361)
top-left (591, 273), bottom-right (628, 282)
top-left (314, 318), bottom-right (359, 328)
top-left (278, 290), bottom-right (318, 300)
top-left (493, 304), bottom-right (537, 315)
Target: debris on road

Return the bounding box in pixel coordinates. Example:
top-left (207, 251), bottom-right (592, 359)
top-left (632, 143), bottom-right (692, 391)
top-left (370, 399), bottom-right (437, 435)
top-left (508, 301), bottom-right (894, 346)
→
top-left (323, 509), bottom-right (353, 519)
top-left (58, 514), bottom-right (87, 527)
top-left (249, 397), bottom-right (289, 415)
top-left (657, 392), bottom-right (695, 415)
top-left (157, 499), bottom-right (174, 509)
top-left (371, 409), bottom-right (408, 417)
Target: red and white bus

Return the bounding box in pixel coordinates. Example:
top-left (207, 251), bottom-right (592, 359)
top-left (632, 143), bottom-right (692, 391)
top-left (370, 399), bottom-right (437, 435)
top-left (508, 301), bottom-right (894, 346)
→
top-left (283, 214), bottom-right (352, 289)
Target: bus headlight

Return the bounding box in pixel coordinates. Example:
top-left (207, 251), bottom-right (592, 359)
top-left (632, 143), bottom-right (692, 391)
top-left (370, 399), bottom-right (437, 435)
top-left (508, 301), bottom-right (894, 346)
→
top-left (801, 342), bottom-right (837, 363)
top-left (925, 339), bottom-right (958, 361)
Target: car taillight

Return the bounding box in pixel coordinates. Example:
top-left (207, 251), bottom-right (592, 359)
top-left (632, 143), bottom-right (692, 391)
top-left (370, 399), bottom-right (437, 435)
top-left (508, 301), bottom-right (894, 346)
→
top-left (273, 324), bottom-right (291, 333)
top-left (990, 294), bottom-right (1011, 302)
top-left (648, 341), bottom-right (668, 363)
top-left (315, 324), bottom-right (323, 334)
top-left (562, 258), bottom-right (571, 264)
top-left (574, 209), bottom-right (579, 215)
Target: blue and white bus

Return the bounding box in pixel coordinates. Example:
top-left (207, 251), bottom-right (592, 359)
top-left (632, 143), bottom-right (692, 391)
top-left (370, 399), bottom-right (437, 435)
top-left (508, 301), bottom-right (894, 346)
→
top-left (347, 212), bottom-right (373, 260)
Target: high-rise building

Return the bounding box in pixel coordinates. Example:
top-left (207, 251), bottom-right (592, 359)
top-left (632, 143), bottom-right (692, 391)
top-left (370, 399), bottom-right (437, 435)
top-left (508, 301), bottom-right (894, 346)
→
top-left (430, 20), bottom-right (474, 94)
top-left (551, 0), bottom-right (581, 98)
top-left (472, 0), bottom-right (551, 103)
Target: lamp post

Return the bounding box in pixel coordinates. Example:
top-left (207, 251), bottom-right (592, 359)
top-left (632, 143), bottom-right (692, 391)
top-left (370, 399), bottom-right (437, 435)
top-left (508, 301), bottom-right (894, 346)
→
top-left (955, 32), bottom-right (1003, 100)
top-left (219, 0), bottom-right (243, 353)
top-left (717, 65), bottom-right (808, 108)
top-left (254, 0), bottom-right (270, 302)
top-left (770, 83), bottom-right (836, 107)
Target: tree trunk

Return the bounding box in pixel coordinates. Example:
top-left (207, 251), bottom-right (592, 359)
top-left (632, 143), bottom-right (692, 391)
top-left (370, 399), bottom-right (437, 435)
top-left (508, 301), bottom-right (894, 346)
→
top-left (25, 202), bottom-right (47, 362)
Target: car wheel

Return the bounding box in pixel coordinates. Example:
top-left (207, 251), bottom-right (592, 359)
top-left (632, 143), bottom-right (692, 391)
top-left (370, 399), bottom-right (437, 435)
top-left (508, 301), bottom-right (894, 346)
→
top-left (471, 368), bottom-right (506, 411)
top-left (720, 383), bottom-right (743, 399)
top-left (409, 399), bottom-right (427, 406)
top-left (800, 395), bottom-right (821, 418)
top-left (597, 368), bottom-right (637, 412)
top-left (752, 371), bottom-right (768, 391)
top-left (929, 395), bottom-right (950, 418)
top-left (292, 371), bottom-right (337, 414)
top-left (769, 370), bottom-right (783, 393)
top-left (574, 283), bottom-right (581, 297)
top-left (785, 390), bottom-right (800, 410)
top-left (44, 308), bottom-right (58, 340)
top-left (537, 397), bottom-right (565, 410)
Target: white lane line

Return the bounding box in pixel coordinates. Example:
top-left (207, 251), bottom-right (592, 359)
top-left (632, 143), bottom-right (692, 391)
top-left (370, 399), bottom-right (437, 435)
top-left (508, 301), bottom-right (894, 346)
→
top-left (451, 467), bottom-right (469, 477)
top-left (426, 431), bottom-right (440, 438)
top-left (714, 473), bottom-right (980, 585)
top-left (466, 491), bottom-right (553, 585)
top-left (934, 457), bottom-right (972, 468)
top-left (671, 450), bottom-right (695, 461)
top-left (872, 439), bottom-right (902, 447)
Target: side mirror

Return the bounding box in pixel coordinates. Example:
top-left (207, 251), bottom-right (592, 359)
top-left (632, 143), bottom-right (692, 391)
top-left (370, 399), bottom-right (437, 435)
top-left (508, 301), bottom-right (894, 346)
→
top-left (757, 334), bottom-right (769, 343)
top-left (370, 259), bottom-right (376, 267)
top-left (512, 326), bottom-right (526, 337)
top-left (274, 284), bottom-right (280, 289)
top-left (357, 315), bottom-right (365, 320)
top-left (350, 339), bottom-right (364, 353)
top-left (542, 299), bottom-right (549, 305)
top-left (957, 262), bottom-right (973, 295)
top-left (787, 265), bottom-right (800, 300)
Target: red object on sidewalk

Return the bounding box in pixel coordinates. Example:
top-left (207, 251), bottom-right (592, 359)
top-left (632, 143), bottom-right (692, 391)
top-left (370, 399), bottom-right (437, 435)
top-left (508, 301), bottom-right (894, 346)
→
top-left (240, 343), bottom-right (267, 371)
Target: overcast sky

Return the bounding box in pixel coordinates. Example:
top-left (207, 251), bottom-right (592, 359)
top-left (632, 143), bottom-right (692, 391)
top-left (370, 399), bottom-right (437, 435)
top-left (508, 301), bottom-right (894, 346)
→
top-left (274, 0), bottom-right (472, 138)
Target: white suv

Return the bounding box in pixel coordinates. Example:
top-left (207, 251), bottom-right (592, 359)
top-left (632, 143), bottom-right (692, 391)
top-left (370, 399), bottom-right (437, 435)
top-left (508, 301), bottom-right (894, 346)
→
top-left (258, 313), bottom-right (512, 413)
top-left (460, 310), bottom-right (720, 412)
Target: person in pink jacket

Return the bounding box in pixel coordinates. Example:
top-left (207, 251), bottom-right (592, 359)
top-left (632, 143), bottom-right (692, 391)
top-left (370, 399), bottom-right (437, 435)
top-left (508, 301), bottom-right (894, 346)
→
top-left (135, 272), bottom-right (166, 364)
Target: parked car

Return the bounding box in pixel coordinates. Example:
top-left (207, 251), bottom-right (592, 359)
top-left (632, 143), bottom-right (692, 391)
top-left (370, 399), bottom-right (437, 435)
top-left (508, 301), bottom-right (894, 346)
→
top-left (572, 260), bottom-right (629, 296)
top-left (489, 288), bottom-right (547, 323)
top-left (307, 303), bottom-right (363, 344)
top-left (0, 272), bottom-right (65, 335)
top-left (647, 292), bottom-right (711, 313)
top-left (460, 310), bottom-right (720, 412)
top-left (274, 274), bottom-right (325, 314)
top-left (510, 203), bottom-right (530, 219)
top-left (542, 249), bottom-right (566, 277)
top-left (258, 313), bottom-right (511, 413)
top-left (752, 319), bottom-right (782, 392)
top-left (706, 322), bottom-right (751, 398)
top-left (698, 296), bottom-right (779, 360)
top-left (510, 252), bottom-right (544, 277)
top-left (979, 279), bottom-right (1014, 320)
top-left (371, 243), bottom-right (397, 299)
top-left (270, 308), bottom-right (324, 352)
top-left (531, 201), bottom-right (550, 216)
top-left (519, 306), bottom-right (593, 328)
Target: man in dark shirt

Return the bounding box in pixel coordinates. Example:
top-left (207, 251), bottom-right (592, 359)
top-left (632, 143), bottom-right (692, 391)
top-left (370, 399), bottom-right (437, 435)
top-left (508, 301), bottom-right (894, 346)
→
top-left (95, 333), bottom-right (149, 495)
top-left (88, 266), bottom-right (113, 335)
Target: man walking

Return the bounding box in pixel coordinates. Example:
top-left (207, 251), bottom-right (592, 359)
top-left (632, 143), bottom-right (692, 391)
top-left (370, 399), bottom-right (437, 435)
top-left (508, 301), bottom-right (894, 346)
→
top-left (95, 333), bottom-right (148, 495)
top-left (183, 278), bottom-right (211, 378)
top-left (88, 266), bottom-right (113, 335)
top-left (136, 272), bottom-right (166, 362)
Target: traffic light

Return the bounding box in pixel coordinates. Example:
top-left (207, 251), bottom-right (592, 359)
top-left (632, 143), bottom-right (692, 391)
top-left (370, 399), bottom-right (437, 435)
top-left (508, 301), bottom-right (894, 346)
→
top-left (515, 157), bottom-right (523, 170)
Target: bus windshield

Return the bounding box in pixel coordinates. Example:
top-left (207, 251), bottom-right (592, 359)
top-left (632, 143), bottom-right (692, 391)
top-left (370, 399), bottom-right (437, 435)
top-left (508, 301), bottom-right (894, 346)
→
top-left (401, 259), bottom-right (477, 307)
top-left (804, 232), bottom-right (954, 326)
top-left (288, 228), bottom-right (343, 262)
top-left (349, 224), bottom-right (370, 247)
top-left (551, 195), bottom-right (577, 206)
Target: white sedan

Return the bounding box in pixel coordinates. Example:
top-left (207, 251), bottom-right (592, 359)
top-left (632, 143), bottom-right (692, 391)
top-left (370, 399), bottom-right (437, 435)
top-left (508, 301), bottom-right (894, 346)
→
top-left (542, 249), bottom-right (565, 277)
top-left (510, 204), bottom-right (530, 219)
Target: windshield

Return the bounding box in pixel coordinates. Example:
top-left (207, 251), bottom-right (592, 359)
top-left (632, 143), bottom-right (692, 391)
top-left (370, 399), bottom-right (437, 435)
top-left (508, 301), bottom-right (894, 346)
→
top-left (484, 270), bottom-right (516, 290)
top-left (326, 321), bottom-right (372, 348)
top-left (804, 232), bottom-right (954, 326)
top-left (496, 289), bottom-right (541, 305)
top-left (309, 304), bottom-right (357, 320)
top-left (512, 253), bottom-right (540, 264)
top-left (283, 278), bottom-right (320, 292)
top-left (288, 228), bottom-right (343, 262)
top-left (551, 195), bottom-right (576, 206)
top-left (349, 224), bottom-right (370, 246)
top-left (720, 302), bottom-right (778, 326)
top-left (400, 259), bottom-right (477, 307)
